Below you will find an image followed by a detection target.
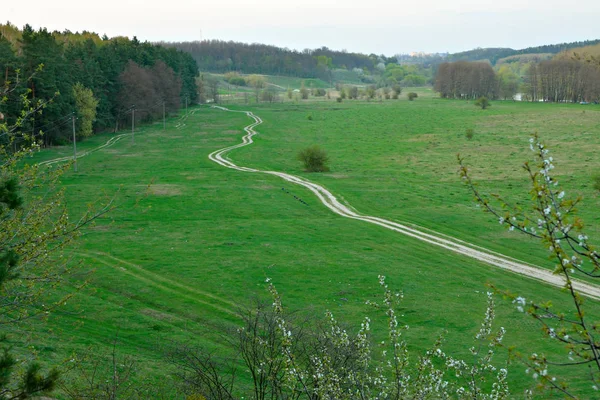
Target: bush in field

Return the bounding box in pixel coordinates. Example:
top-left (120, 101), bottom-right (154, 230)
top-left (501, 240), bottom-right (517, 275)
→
top-left (407, 92), bottom-right (418, 101)
top-left (297, 145), bottom-right (329, 172)
top-left (300, 83), bottom-right (309, 100)
top-left (223, 72), bottom-right (246, 86)
top-left (475, 96), bottom-right (491, 109)
top-left (465, 128), bottom-right (474, 140)
top-left (347, 86), bottom-right (358, 99)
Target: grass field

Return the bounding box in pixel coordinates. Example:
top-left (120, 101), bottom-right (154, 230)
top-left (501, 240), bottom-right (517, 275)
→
top-left (26, 96), bottom-right (600, 397)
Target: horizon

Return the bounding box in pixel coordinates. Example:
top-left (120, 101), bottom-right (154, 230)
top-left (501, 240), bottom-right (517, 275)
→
top-left (4, 0), bottom-right (600, 56)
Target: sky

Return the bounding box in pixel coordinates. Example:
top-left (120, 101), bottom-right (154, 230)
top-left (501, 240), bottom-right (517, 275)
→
top-left (4, 0), bottom-right (600, 55)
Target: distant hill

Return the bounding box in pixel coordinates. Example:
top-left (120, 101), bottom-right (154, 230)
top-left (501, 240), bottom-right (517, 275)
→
top-left (161, 40), bottom-right (392, 80)
top-left (445, 39), bottom-right (600, 65)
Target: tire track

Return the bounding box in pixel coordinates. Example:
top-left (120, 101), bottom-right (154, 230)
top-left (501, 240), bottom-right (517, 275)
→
top-left (77, 251), bottom-right (237, 316)
top-left (38, 132), bottom-right (130, 167)
top-left (209, 106), bottom-right (600, 300)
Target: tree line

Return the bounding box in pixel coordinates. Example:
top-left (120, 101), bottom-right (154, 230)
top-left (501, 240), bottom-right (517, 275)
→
top-left (0, 23), bottom-right (198, 146)
top-left (435, 56), bottom-right (600, 103)
top-left (524, 59), bottom-right (600, 102)
top-left (160, 40), bottom-right (391, 80)
top-left (445, 39), bottom-right (600, 65)
top-left (434, 61), bottom-right (498, 99)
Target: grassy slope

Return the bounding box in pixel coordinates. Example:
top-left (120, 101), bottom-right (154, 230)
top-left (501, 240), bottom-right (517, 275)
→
top-left (25, 98), bottom-right (600, 396)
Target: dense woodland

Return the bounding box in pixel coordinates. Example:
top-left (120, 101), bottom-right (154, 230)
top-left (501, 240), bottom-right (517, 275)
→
top-left (434, 62), bottom-right (499, 99)
top-left (161, 40), bottom-right (396, 80)
top-left (0, 23), bottom-right (198, 146)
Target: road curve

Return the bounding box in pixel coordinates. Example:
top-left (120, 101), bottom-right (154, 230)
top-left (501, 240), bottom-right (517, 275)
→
top-left (209, 106), bottom-right (600, 300)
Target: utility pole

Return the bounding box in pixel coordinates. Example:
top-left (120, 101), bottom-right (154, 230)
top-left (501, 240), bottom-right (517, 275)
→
top-left (72, 113), bottom-right (78, 172)
top-left (131, 105), bottom-right (135, 144)
top-left (163, 101), bottom-right (166, 130)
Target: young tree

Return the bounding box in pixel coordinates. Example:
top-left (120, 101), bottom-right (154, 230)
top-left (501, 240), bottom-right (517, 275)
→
top-left (73, 83), bottom-right (99, 137)
top-left (299, 82), bottom-right (309, 100)
top-left (459, 135), bottom-right (600, 397)
top-left (246, 75), bottom-right (266, 103)
top-left (168, 277), bottom-right (510, 399)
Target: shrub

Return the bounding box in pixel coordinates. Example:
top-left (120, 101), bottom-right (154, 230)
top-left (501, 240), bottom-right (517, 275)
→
top-left (297, 145), bottom-right (329, 172)
top-left (300, 84), bottom-right (309, 100)
top-left (336, 96), bottom-right (343, 103)
top-left (465, 128), bottom-right (474, 140)
top-left (306, 114), bottom-right (313, 121)
top-left (407, 92), bottom-right (418, 101)
top-left (475, 96), bottom-right (491, 109)
top-left (593, 174), bottom-right (600, 192)
top-left (223, 72), bottom-right (246, 86)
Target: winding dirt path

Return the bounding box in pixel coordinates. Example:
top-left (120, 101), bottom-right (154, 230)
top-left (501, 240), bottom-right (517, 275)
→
top-left (209, 106), bottom-right (600, 300)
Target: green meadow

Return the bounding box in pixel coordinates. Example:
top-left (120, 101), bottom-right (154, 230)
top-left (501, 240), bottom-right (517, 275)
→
top-left (27, 95), bottom-right (600, 396)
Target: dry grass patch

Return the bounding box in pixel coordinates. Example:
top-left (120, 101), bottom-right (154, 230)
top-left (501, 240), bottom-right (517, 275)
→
top-left (148, 184), bottom-right (183, 196)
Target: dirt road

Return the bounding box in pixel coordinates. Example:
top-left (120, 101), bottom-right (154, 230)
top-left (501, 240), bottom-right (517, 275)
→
top-left (209, 106), bottom-right (600, 300)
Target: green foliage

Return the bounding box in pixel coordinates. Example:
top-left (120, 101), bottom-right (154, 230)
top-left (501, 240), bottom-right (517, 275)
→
top-left (297, 145), bottom-right (329, 172)
top-left (465, 128), bottom-right (474, 140)
top-left (223, 72), bottom-right (246, 86)
top-left (347, 86), bottom-right (358, 99)
top-left (475, 96), bottom-right (491, 109)
top-left (407, 92), bottom-right (418, 101)
top-left (336, 96), bottom-right (343, 103)
top-left (166, 39), bottom-right (377, 78)
top-left (171, 278), bottom-right (509, 399)
top-left (0, 25), bottom-right (198, 145)
top-left (24, 100), bottom-right (600, 394)
top-left (73, 83), bottom-right (99, 138)
top-left (497, 66), bottom-right (520, 100)
top-left (312, 88), bottom-right (326, 97)
top-left (593, 174), bottom-right (600, 192)
top-left (366, 85), bottom-right (376, 99)
top-left (300, 83), bottom-right (309, 100)
top-left (460, 135), bottom-right (600, 397)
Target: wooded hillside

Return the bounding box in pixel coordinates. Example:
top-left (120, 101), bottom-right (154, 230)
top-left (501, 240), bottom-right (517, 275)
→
top-left (0, 23), bottom-right (198, 146)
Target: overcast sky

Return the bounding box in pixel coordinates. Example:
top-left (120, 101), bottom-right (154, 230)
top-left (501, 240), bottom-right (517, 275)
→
top-left (4, 0), bottom-right (600, 55)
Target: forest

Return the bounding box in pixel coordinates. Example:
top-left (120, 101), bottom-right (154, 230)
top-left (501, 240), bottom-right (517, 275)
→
top-left (161, 40), bottom-right (396, 80)
top-left (0, 23), bottom-right (198, 146)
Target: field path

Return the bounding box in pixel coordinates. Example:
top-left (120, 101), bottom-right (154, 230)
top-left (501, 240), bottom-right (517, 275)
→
top-left (209, 106), bottom-right (600, 300)
top-left (38, 132), bottom-right (130, 167)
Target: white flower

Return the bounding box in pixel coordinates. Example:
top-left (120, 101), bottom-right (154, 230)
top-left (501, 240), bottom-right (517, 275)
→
top-left (544, 206), bottom-right (551, 215)
top-left (558, 191), bottom-right (565, 199)
top-left (499, 217), bottom-right (505, 224)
